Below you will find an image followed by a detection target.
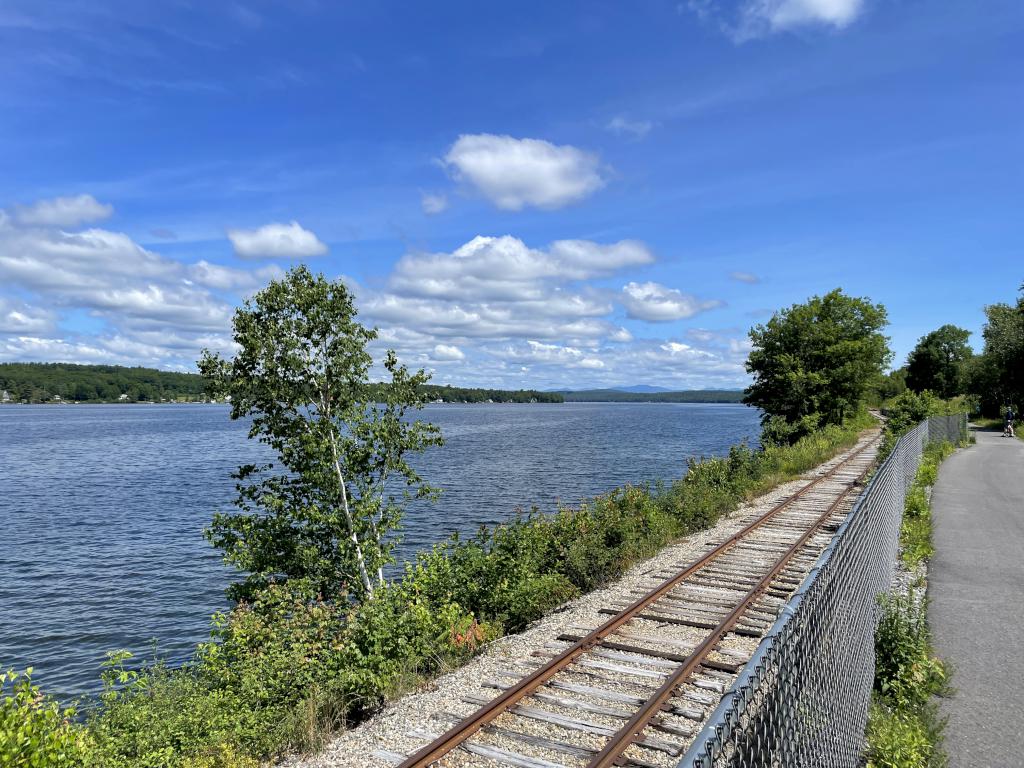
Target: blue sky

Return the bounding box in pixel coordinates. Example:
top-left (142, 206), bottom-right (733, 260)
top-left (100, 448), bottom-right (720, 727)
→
top-left (1, 0), bottom-right (1021, 389)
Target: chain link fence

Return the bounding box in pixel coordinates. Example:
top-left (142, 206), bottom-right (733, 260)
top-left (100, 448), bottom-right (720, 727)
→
top-left (680, 415), bottom-right (967, 768)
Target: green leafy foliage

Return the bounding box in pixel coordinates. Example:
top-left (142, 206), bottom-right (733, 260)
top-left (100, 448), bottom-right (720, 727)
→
top-left (199, 265), bottom-right (443, 602)
top-left (899, 441), bottom-right (955, 569)
top-left (866, 700), bottom-right (946, 768)
top-left (966, 283), bottom-right (1024, 417)
top-left (744, 288), bottom-right (891, 444)
top-left (905, 325), bottom-right (973, 399)
top-left (874, 594), bottom-right (947, 709)
top-left (867, 594), bottom-right (948, 768)
top-left (0, 363), bottom-right (207, 403)
top-left (0, 669), bottom-right (93, 768)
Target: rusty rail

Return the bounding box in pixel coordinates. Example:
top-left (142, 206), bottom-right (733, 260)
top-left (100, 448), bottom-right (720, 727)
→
top-left (587, 455), bottom-right (874, 767)
top-left (396, 435), bottom-right (878, 768)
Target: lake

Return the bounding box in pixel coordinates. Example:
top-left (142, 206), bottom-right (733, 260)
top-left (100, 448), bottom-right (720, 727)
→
top-left (0, 402), bottom-right (759, 700)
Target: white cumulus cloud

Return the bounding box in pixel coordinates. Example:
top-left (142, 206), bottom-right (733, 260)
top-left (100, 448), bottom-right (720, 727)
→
top-left (187, 260), bottom-right (285, 291)
top-left (432, 343), bottom-right (465, 361)
top-left (13, 194), bottom-right (114, 228)
top-left (390, 235), bottom-right (653, 303)
top-left (443, 134), bottom-right (606, 211)
top-left (738, 0), bottom-right (864, 38)
top-left (0, 196), bottom-right (289, 368)
top-left (0, 298), bottom-right (55, 334)
top-left (621, 281), bottom-right (723, 322)
top-left (227, 220), bottom-right (327, 259)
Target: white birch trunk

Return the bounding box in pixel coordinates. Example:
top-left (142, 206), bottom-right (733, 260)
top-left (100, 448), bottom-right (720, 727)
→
top-left (328, 426), bottom-right (374, 596)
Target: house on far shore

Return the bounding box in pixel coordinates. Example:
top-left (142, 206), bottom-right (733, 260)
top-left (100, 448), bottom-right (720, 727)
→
top-left (118, 393), bottom-right (129, 402)
top-left (1, 390), bottom-right (10, 403)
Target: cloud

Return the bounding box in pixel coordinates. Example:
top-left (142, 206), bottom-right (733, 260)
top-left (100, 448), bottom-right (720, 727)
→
top-left (443, 134), bottom-right (606, 211)
top-left (0, 196), bottom-right (752, 388)
top-left (737, 0), bottom-right (864, 38)
top-left (0, 298), bottom-right (55, 334)
top-left (389, 235), bottom-right (653, 303)
top-left (187, 260), bottom-right (284, 291)
top-left (689, 0), bottom-right (864, 40)
top-left (432, 343), bottom-right (465, 361)
top-left (0, 197), bottom-right (285, 368)
top-left (13, 194), bottom-right (113, 227)
top-left (621, 281), bottom-right (723, 322)
top-left (360, 235), bottom-right (657, 344)
top-left (730, 270), bottom-right (761, 284)
top-left (495, 340), bottom-right (604, 370)
top-left (421, 191), bottom-right (448, 215)
top-left (606, 116), bottom-right (653, 140)
top-left (227, 220), bottom-right (327, 259)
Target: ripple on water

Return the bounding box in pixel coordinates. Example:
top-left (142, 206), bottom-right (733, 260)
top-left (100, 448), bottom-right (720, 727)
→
top-left (0, 401), bottom-right (759, 700)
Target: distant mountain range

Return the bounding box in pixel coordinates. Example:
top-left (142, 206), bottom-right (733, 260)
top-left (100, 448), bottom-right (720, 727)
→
top-left (607, 384), bottom-right (673, 393)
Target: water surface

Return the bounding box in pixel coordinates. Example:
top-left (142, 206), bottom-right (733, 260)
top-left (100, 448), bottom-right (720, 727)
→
top-left (0, 402), bottom-right (759, 699)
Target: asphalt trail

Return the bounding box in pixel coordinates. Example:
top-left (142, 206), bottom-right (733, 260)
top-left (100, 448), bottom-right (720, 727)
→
top-left (929, 427), bottom-right (1024, 767)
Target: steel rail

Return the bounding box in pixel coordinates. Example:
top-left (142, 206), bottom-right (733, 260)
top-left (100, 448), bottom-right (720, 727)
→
top-left (585, 452), bottom-right (876, 767)
top-left (395, 434), bottom-right (878, 768)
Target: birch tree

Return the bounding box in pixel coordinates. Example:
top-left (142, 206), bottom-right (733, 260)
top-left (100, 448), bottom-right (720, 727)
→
top-left (199, 266), bottom-right (442, 602)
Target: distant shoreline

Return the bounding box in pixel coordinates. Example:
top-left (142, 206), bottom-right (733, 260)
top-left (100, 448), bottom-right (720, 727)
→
top-left (1, 362), bottom-right (744, 406)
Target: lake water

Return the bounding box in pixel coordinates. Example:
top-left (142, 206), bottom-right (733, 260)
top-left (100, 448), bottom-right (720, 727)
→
top-left (0, 402), bottom-right (759, 700)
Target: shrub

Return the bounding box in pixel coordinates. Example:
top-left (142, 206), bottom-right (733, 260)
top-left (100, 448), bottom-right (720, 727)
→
top-left (869, 593), bottom-right (947, 766)
top-left (866, 699), bottom-right (946, 768)
top-left (874, 594), bottom-right (947, 710)
top-left (0, 669), bottom-right (92, 768)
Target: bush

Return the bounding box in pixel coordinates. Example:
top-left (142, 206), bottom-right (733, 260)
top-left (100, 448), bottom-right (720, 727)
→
top-left (866, 699), bottom-right (946, 768)
top-left (874, 595), bottom-right (947, 709)
top-left (868, 594), bottom-right (948, 767)
top-left (0, 669), bottom-right (92, 768)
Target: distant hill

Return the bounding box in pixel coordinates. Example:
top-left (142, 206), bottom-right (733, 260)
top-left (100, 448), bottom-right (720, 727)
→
top-left (610, 384), bottom-right (672, 393)
top-left (559, 389), bottom-right (745, 403)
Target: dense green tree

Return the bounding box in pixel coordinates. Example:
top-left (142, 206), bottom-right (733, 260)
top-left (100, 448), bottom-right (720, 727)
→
top-left (874, 367), bottom-right (908, 403)
top-left (970, 284), bottom-right (1024, 415)
top-left (905, 324), bottom-right (972, 399)
top-left (199, 266), bottom-right (442, 602)
top-left (743, 288), bottom-right (891, 444)
top-left (0, 363), bottom-right (207, 402)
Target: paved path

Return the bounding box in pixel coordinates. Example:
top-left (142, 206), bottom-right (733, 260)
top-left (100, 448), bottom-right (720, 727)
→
top-left (929, 427), bottom-right (1024, 767)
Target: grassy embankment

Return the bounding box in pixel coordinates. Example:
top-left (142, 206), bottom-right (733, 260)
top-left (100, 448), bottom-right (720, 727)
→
top-left (3, 411), bottom-right (876, 768)
top-left (866, 404), bottom-right (961, 768)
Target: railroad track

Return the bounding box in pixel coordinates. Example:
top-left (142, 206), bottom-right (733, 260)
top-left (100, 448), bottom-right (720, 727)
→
top-left (381, 431), bottom-right (880, 768)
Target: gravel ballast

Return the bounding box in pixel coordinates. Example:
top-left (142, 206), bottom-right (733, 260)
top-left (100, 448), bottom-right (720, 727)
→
top-left (288, 433), bottom-right (877, 768)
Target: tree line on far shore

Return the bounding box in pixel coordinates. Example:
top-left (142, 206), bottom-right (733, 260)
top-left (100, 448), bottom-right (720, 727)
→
top-left (0, 363), bottom-right (563, 405)
top-left (0, 363), bottom-right (208, 403)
